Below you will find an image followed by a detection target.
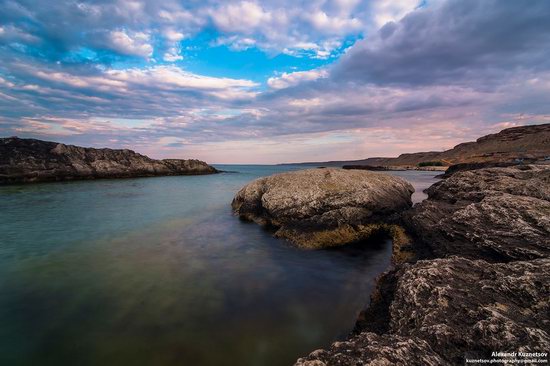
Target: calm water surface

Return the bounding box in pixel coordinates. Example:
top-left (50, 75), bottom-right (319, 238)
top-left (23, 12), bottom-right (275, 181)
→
top-left (0, 165), bottom-right (439, 366)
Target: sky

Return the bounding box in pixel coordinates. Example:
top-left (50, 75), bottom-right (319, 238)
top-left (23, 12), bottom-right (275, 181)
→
top-left (1, 0), bottom-right (549, 164)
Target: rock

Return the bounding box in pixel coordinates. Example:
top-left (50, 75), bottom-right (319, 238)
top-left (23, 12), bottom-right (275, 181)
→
top-left (0, 137), bottom-right (218, 184)
top-left (296, 257), bottom-right (550, 365)
top-left (295, 332), bottom-right (446, 366)
top-left (232, 168), bottom-right (414, 249)
top-left (296, 163), bottom-right (550, 365)
top-left (440, 161), bottom-right (539, 178)
top-left (404, 165), bottom-right (550, 262)
top-left (342, 165), bottom-right (407, 171)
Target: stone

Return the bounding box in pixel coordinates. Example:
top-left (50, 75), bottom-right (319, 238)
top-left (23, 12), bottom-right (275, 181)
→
top-left (296, 164), bottom-right (550, 365)
top-left (404, 165), bottom-right (550, 262)
top-left (231, 168), bottom-right (415, 249)
top-left (0, 137), bottom-right (218, 184)
top-left (297, 257), bottom-right (550, 365)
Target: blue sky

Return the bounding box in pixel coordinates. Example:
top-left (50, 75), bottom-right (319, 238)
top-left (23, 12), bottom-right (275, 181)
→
top-left (1, 0), bottom-right (549, 163)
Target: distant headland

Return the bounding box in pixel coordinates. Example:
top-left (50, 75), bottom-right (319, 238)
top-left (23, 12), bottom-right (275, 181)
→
top-left (285, 123), bottom-right (550, 170)
top-left (0, 137), bottom-right (218, 185)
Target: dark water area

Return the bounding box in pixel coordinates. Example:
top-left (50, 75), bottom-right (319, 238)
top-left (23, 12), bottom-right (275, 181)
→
top-left (0, 165), bottom-right (439, 366)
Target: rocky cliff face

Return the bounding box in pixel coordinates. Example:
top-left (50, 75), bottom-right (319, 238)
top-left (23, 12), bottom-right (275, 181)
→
top-left (0, 137), bottom-right (218, 184)
top-left (296, 165), bottom-right (550, 365)
top-left (232, 168), bottom-right (414, 249)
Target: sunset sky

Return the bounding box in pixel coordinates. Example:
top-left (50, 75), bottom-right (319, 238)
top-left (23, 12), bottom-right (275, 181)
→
top-left (1, 0), bottom-right (549, 163)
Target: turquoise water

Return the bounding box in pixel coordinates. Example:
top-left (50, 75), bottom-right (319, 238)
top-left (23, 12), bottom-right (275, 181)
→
top-left (0, 165), bottom-right (439, 366)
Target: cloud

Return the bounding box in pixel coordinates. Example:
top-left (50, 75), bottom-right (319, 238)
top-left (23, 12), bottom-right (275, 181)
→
top-left (210, 1), bottom-right (273, 33)
top-left (305, 10), bottom-right (362, 34)
top-left (0, 0), bottom-right (367, 62)
top-left (207, 1), bottom-right (358, 58)
top-left (163, 29), bottom-right (186, 42)
top-left (106, 30), bottom-right (153, 58)
top-left (335, 0), bottom-right (550, 86)
top-left (1, 0), bottom-right (550, 163)
top-left (0, 60), bottom-right (259, 129)
top-left (267, 69), bottom-right (329, 89)
top-left (163, 47), bottom-right (183, 62)
top-left (0, 25), bottom-right (40, 44)
top-left (369, 0), bottom-right (422, 29)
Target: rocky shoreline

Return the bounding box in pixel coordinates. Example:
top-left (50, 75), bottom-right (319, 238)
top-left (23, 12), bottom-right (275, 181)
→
top-left (0, 137), bottom-right (218, 185)
top-left (231, 164), bottom-right (549, 365)
top-left (294, 165), bottom-right (550, 365)
top-left (343, 164), bottom-right (448, 172)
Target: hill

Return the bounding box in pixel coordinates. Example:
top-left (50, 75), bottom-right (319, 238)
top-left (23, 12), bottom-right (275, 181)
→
top-left (289, 123), bottom-right (550, 168)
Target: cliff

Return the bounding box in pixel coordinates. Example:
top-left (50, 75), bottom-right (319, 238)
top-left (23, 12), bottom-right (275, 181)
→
top-left (0, 137), bottom-right (218, 184)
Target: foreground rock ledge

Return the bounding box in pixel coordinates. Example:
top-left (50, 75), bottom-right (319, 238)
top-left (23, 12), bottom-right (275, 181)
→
top-left (404, 164), bottom-right (550, 262)
top-left (231, 168), bottom-right (414, 249)
top-left (296, 257), bottom-right (550, 366)
top-left (296, 165), bottom-right (550, 365)
top-left (0, 137), bottom-right (218, 185)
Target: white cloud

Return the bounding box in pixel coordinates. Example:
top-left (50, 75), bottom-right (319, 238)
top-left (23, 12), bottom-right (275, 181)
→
top-left (20, 63), bottom-right (258, 100)
top-left (163, 47), bottom-right (183, 62)
top-left (211, 1), bottom-right (272, 33)
top-left (268, 69), bottom-right (329, 89)
top-left (108, 30), bottom-right (153, 58)
top-left (370, 0), bottom-right (421, 29)
top-left (206, 1), bottom-right (360, 57)
top-left (288, 97), bottom-right (322, 109)
top-left (213, 36), bottom-right (257, 51)
top-left (109, 66), bottom-right (257, 92)
top-left (163, 29), bottom-right (186, 42)
top-left (305, 11), bottom-right (362, 34)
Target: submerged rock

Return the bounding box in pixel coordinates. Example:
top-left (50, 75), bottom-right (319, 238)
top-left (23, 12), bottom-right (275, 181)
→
top-left (232, 168), bottom-right (414, 249)
top-left (404, 165), bottom-right (550, 262)
top-left (0, 137), bottom-right (218, 184)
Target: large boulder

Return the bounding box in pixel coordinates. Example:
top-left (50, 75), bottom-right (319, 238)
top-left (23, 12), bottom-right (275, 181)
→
top-left (232, 168), bottom-right (414, 249)
top-left (296, 257), bottom-right (550, 365)
top-left (404, 165), bottom-right (550, 262)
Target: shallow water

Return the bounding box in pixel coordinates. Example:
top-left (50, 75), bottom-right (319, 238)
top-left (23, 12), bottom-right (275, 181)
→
top-left (0, 165), bottom-right (438, 366)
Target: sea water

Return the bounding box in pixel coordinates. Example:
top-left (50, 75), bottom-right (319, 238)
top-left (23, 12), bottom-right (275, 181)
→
top-left (0, 165), bottom-right (439, 366)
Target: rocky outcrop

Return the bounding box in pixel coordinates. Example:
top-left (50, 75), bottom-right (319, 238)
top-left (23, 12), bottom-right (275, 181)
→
top-left (439, 160), bottom-right (540, 178)
top-left (232, 168), bottom-right (414, 249)
top-left (296, 257), bottom-right (550, 366)
top-left (296, 165), bottom-right (550, 365)
top-left (404, 165), bottom-right (550, 262)
top-left (0, 137), bottom-right (218, 184)
top-left (343, 164), bottom-right (447, 172)
top-left (342, 165), bottom-right (406, 171)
